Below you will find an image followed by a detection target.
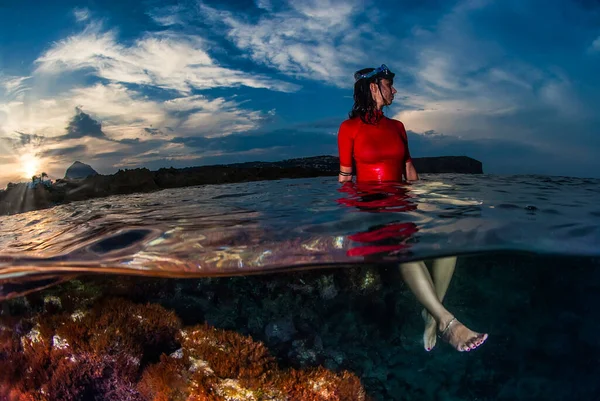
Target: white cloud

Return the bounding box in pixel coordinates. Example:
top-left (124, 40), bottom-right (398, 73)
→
top-left (34, 22), bottom-right (298, 94)
top-left (147, 5), bottom-right (184, 26)
top-left (1, 76), bottom-right (31, 94)
top-left (0, 96), bottom-right (72, 138)
top-left (162, 95), bottom-right (268, 137)
top-left (1, 82), bottom-right (272, 143)
top-left (181, 109), bottom-right (263, 138)
top-left (69, 84), bottom-right (167, 128)
top-left (195, 0), bottom-right (388, 86)
top-left (73, 7), bottom-right (90, 22)
top-left (255, 0), bottom-right (273, 11)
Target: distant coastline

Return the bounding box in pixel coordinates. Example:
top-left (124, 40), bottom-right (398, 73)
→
top-left (0, 155), bottom-right (482, 216)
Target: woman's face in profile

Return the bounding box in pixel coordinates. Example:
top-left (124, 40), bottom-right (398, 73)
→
top-left (372, 79), bottom-right (397, 106)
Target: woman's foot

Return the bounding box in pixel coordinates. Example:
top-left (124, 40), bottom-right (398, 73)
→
top-left (438, 317), bottom-right (488, 352)
top-left (422, 309), bottom-right (437, 352)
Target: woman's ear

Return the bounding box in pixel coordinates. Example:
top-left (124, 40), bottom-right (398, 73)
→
top-left (369, 82), bottom-right (378, 96)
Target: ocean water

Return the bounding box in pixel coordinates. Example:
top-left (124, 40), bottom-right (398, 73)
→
top-left (1, 174), bottom-right (600, 400)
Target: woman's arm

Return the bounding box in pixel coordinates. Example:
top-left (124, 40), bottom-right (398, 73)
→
top-left (398, 121), bottom-right (419, 182)
top-left (405, 160), bottom-right (419, 181)
top-left (337, 122), bottom-right (355, 183)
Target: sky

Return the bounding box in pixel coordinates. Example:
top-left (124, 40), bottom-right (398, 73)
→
top-left (1, 0), bottom-right (600, 187)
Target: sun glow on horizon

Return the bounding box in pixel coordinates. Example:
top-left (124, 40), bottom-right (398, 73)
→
top-left (19, 154), bottom-right (41, 180)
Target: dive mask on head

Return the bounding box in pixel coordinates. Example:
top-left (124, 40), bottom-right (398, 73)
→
top-left (354, 64), bottom-right (395, 82)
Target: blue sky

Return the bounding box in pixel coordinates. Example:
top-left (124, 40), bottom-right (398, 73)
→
top-left (1, 0), bottom-right (599, 187)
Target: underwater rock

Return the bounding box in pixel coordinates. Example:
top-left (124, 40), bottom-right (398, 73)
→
top-left (0, 296), bottom-right (369, 401)
top-left (0, 297), bottom-right (180, 400)
top-left (139, 324), bottom-right (369, 400)
top-left (265, 317), bottom-right (297, 344)
top-left (317, 275), bottom-right (339, 300)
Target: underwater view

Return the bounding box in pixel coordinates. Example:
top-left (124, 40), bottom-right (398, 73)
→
top-left (1, 174), bottom-right (600, 400)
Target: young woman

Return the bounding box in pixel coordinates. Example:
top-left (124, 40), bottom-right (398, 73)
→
top-left (337, 65), bottom-right (487, 352)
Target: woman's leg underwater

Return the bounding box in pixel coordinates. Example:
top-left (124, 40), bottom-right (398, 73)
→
top-left (399, 260), bottom-right (488, 352)
top-left (432, 256), bottom-right (457, 301)
top-left (422, 257), bottom-right (457, 350)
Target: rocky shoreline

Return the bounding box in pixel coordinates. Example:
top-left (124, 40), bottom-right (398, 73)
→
top-left (0, 155), bottom-right (483, 216)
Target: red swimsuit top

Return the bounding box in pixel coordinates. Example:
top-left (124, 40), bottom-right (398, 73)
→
top-left (337, 112), bottom-right (412, 182)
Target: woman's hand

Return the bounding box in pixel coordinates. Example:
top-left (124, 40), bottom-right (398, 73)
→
top-left (339, 166), bottom-right (353, 183)
top-left (338, 174), bottom-right (353, 183)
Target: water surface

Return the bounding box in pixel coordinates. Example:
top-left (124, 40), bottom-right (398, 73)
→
top-left (1, 174), bottom-right (599, 290)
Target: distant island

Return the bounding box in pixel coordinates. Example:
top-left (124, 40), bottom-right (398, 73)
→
top-left (0, 155), bottom-right (482, 216)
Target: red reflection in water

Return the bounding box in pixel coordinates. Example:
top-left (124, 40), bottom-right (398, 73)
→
top-left (337, 182), bottom-right (419, 257)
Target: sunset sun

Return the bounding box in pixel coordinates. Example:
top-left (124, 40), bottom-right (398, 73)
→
top-left (20, 154), bottom-right (41, 180)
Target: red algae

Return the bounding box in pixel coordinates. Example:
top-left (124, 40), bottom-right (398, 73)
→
top-left (280, 367), bottom-right (370, 401)
top-left (141, 325), bottom-right (369, 401)
top-left (0, 297), bottom-right (368, 401)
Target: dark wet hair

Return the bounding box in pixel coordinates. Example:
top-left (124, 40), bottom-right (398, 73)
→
top-left (349, 65), bottom-right (395, 124)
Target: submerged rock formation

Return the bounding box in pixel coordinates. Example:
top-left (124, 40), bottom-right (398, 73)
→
top-left (0, 296), bottom-right (368, 400)
top-left (64, 161), bottom-right (98, 179)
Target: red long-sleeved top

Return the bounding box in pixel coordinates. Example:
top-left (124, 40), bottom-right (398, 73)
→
top-left (337, 113), bottom-right (412, 182)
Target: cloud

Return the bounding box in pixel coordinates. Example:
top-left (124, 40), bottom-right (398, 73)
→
top-left (390, 0), bottom-right (596, 154)
top-left (34, 22), bottom-right (298, 94)
top-left (0, 76), bottom-right (31, 96)
top-left (0, 82), bottom-right (164, 142)
top-left (40, 144), bottom-right (88, 157)
top-left (73, 7), bottom-right (90, 22)
top-left (147, 5), bottom-right (185, 26)
top-left (1, 132), bottom-right (45, 148)
top-left (144, 128), bottom-right (163, 135)
top-left (0, 78), bottom-right (281, 186)
top-left (190, 0), bottom-right (391, 86)
top-left (255, 0), bottom-right (273, 11)
top-left (171, 118), bottom-right (341, 159)
top-left (0, 76), bottom-right (279, 179)
top-left (64, 108), bottom-right (106, 140)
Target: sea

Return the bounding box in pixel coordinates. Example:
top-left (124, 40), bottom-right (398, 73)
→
top-left (1, 173), bottom-right (600, 400)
